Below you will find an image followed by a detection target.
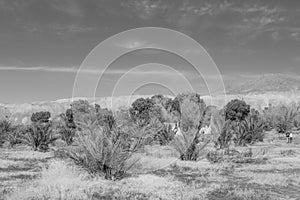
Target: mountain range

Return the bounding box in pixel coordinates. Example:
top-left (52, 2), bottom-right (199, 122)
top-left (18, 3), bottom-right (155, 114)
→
top-left (227, 74), bottom-right (300, 95)
top-left (1, 74), bottom-right (300, 124)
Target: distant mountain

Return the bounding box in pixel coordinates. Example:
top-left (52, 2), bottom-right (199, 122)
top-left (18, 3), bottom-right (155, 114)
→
top-left (227, 74), bottom-right (300, 95)
top-left (0, 95), bottom-right (154, 124)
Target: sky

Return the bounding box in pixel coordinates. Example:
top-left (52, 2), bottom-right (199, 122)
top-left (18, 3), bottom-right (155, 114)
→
top-left (0, 0), bottom-right (300, 103)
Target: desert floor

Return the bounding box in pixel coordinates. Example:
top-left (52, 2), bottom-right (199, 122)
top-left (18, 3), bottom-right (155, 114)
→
top-left (1, 130), bottom-right (300, 200)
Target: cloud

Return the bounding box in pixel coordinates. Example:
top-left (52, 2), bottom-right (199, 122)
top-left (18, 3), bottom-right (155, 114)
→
top-left (289, 28), bottom-right (300, 40)
top-left (0, 66), bottom-right (187, 76)
top-left (0, 0), bottom-right (29, 11)
top-left (0, 66), bottom-right (80, 73)
top-left (49, 24), bottom-right (95, 35)
top-left (226, 4), bottom-right (287, 44)
top-left (50, 0), bottom-right (83, 18)
top-left (122, 0), bottom-right (167, 20)
top-left (114, 40), bottom-right (156, 49)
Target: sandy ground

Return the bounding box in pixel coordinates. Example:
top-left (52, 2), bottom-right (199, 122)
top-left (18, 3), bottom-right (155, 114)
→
top-left (1, 131), bottom-right (300, 200)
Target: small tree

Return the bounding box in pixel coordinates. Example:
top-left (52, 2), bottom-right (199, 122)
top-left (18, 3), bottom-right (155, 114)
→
top-left (22, 111), bottom-right (58, 151)
top-left (56, 108), bottom-right (76, 145)
top-left (275, 105), bottom-right (300, 134)
top-left (129, 98), bottom-right (155, 126)
top-left (31, 111), bottom-right (51, 123)
top-left (180, 98), bottom-right (206, 131)
top-left (0, 119), bottom-right (13, 147)
top-left (67, 113), bottom-right (145, 180)
top-left (5, 125), bottom-right (26, 148)
top-left (96, 107), bottom-right (115, 130)
top-left (165, 98), bottom-right (181, 120)
top-left (233, 109), bottom-right (265, 146)
top-left (225, 99), bottom-right (250, 121)
top-left (210, 111), bottom-right (233, 150)
top-left (172, 94), bottom-right (209, 161)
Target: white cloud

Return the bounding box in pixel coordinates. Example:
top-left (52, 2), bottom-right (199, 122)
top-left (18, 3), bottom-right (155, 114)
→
top-left (0, 66), bottom-right (184, 76)
top-left (50, 24), bottom-right (95, 34)
top-left (114, 40), bottom-right (156, 49)
top-left (50, 0), bottom-right (83, 18)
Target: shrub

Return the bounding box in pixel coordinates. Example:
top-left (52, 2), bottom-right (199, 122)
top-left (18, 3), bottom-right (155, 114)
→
top-left (207, 148), bottom-right (267, 165)
top-left (0, 119), bottom-right (12, 146)
top-left (173, 127), bottom-right (210, 161)
top-left (22, 112), bottom-right (58, 151)
top-left (5, 124), bottom-right (26, 147)
top-left (56, 109), bottom-right (77, 145)
top-left (180, 98), bottom-right (206, 131)
top-left (129, 97), bottom-right (156, 126)
top-left (154, 123), bottom-right (175, 145)
top-left (31, 111), bottom-right (51, 123)
top-left (172, 94), bottom-right (209, 161)
top-left (96, 107), bottom-right (115, 130)
top-left (207, 184), bottom-right (271, 200)
top-left (67, 113), bottom-right (145, 180)
top-left (232, 117), bottom-right (265, 146)
top-left (58, 125), bottom-right (76, 146)
top-left (280, 149), bottom-right (296, 157)
top-left (22, 122), bottom-right (58, 151)
top-left (210, 112), bottom-right (234, 151)
top-left (165, 97), bottom-right (181, 118)
top-left (206, 150), bottom-right (225, 163)
top-left (275, 105), bottom-right (299, 134)
top-left (71, 100), bottom-right (93, 115)
top-left (225, 99), bottom-right (250, 121)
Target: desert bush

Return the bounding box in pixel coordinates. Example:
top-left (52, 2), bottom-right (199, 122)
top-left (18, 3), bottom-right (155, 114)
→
top-left (206, 150), bottom-right (225, 163)
top-left (211, 112), bottom-right (235, 151)
top-left (165, 96), bottom-right (180, 112)
top-left (5, 124), bottom-right (26, 147)
top-left (71, 99), bottom-right (94, 114)
top-left (31, 111), bottom-right (51, 123)
top-left (55, 108), bottom-right (77, 145)
top-left (233, 117), bottom-right (265, 146)
top-left (22, 112), bottom-right (58, 151)
top-left (262, 104), bottom-right (300, 133)
top-left (180, 98), bottom-right (206, 131)
top-left (261, 106), bottom-right (276, 131)
top-left (57, 124), bottom-right (76, 146)
top-left (275, 104), bottom-right (300, 134)
top-left (22, 122), bottom-right (58, 151)
top-left (225, 99), bottom-right (250, 121)
top-left (172, 94), bottom-right (209, 161)
top-left (154, 123), bottom-right (175, 145)
top-left (129, 97), bottom-right (156, 126)
top-left (0, 119), bottom-right (13, 146)
top-left (151, 94), bottom-right (171, 107)
top-left (207, 148), bottom-right (267, 165)
top-left (207, 184), bottom-right (271, 200)
top-left (173, 127), bottom-right (210, 161)
top-left (67, 113), bottom-right (146, 180)
top-left (280, 149), bottom-right (296, 157)
top-left (0, 119), bottom-right (27, 148)
top-left (96, 107), bottom-right (115, 130)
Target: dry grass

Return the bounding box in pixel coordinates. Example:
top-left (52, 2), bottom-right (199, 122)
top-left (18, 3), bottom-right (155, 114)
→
top-left (1, 130), bottom-right (300, 200)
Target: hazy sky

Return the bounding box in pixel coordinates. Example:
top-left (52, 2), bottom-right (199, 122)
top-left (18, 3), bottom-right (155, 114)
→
top-left (0, 0), bottom-right (300, 103)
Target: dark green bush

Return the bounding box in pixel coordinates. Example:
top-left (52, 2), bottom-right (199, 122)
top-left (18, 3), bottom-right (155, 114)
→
top-left (67, 113), bottom-right (146, 180)
top-left (129, 97), bottom-right (156, 126)
top-left (96, 107), bottom-right (115, 130)
top-left (22, 111), bottom-right (58, 151)
top-left (225, 99), bottom-right (250, 121)
top-left (154, 123), bottom-right (175, 145)
top-left (0, 119), bottom-right (12, 146)
top-left (31, 111), bottom-right (51, 123)
top-left (22, 122), bottom-right (58, 151)
top-left (57, 108), bottom-right (76, 145)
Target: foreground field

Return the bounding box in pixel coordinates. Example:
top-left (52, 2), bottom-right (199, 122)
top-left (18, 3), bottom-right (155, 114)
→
top-left (1, 131), bottom-right (300, 200)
